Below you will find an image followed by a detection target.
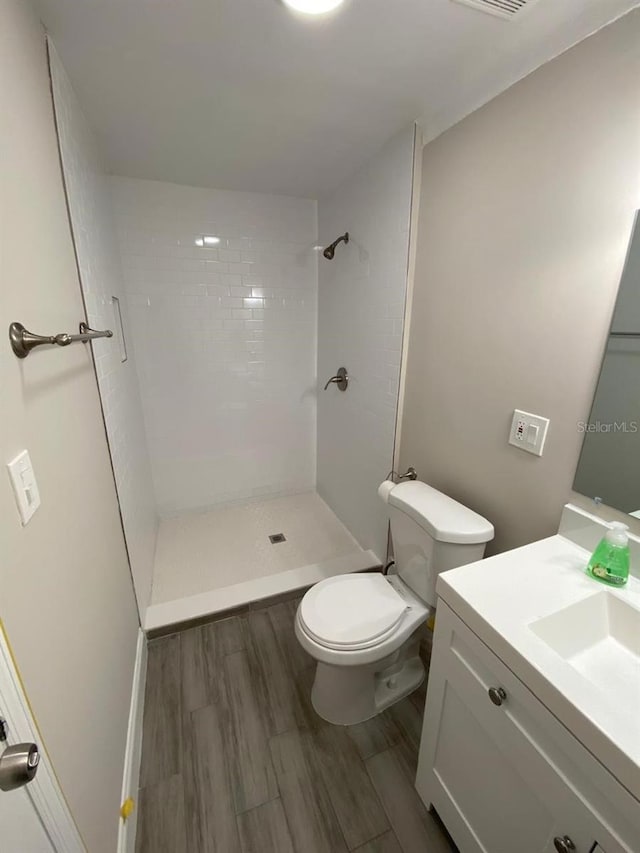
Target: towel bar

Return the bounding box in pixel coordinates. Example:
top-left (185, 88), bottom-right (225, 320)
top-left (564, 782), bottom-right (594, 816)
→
top-left (9, 321), bottom-right (113, 359)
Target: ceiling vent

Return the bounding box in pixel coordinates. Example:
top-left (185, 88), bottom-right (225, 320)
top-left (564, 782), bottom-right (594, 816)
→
top-left (451, 0), bottom-right (535, 20)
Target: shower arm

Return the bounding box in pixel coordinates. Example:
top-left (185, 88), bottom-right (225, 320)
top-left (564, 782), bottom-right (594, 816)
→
top-left (322, 232), bottom-right (349, 260)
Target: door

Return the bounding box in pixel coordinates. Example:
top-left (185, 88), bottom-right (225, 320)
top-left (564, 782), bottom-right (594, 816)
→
top-left (0, 785), bottom-right (55, 852)
top-left (0, 622), bottom-right (84, 852)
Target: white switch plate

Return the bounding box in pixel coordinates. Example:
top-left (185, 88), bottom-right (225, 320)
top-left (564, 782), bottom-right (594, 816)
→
top-left (7, 450), bottom-right (41, 525)
top-left (508, 409), bottom-right (550, 457)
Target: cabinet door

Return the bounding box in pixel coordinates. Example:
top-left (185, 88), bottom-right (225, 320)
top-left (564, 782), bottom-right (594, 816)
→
top-left (417, 636), bottom-right (556, 852)
top-left (542, 817), bottom-right (612, 853)
top-left (416, 602), bottom-right (637, 853)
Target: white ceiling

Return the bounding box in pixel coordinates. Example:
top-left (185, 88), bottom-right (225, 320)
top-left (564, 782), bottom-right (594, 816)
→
top-left (36, 0), bottom-right (638, 198)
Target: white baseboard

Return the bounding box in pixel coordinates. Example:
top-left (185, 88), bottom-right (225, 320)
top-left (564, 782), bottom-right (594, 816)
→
top-left (117, 629), bottom-right (147, 853)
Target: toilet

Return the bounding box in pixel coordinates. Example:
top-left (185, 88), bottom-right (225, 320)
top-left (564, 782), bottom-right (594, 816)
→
top-left (295, 479), bottom-right (494, 725)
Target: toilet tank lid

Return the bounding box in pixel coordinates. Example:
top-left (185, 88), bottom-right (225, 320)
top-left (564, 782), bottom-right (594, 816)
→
top-left (389, 482), bottom-right (494, 545)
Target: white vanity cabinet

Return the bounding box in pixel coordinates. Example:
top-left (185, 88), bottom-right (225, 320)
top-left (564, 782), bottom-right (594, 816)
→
top-left (416, 602), bottom-right (640, 853)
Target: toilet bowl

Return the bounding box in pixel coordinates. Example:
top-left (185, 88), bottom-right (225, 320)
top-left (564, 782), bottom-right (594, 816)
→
top-left (295, 572), bottom-right (429, 724)
top-left (296, 479), bottom-right (494, 725)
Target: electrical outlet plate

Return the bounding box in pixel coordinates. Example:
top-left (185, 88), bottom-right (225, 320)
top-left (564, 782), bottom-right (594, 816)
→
top-left (508, 409), bottom-right (549, 457)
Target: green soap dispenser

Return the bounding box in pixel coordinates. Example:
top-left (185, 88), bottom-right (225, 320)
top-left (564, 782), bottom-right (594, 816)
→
top-left (586, 522), bottom-right (630, 587)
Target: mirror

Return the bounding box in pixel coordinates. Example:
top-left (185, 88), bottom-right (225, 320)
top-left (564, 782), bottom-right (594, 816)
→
top-left (574, 212), bottom-right (640, 516)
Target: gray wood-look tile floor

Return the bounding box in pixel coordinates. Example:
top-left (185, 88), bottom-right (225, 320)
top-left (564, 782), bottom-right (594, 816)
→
top-left (136, 596), bottom-right (457, 853)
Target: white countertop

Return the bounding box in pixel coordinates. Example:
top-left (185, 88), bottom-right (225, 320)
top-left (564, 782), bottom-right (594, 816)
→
top-left (436, 533), bottom-right (640, 803)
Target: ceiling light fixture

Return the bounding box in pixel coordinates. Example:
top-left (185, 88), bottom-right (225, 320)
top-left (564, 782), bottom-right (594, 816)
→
top-left (282, 0), bottom-right (345, 15)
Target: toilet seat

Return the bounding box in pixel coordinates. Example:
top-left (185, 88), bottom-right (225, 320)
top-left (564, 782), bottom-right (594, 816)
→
top-left (298, 574), bottom-right (408, 651)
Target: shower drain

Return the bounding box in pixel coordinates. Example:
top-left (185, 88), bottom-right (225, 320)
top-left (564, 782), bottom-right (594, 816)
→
top-left (268, 533), bottom-right (286, 544)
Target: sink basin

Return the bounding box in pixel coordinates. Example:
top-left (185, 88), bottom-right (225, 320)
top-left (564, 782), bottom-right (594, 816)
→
top-left (529, 591), bottom-right (640, 697)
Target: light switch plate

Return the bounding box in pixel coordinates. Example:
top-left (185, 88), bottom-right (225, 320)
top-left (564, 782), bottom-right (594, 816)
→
top-left (7, 450), bottom-right (41, 525)
top-left (508, 409), bottom-right (550, 457)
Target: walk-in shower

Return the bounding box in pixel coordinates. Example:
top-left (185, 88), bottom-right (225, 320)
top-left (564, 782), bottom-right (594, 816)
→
top-left (49, 41), bottom-right (417, 632)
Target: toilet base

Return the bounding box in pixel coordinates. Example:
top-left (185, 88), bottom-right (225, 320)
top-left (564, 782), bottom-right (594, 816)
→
top-left (310, 634), bottom-right (425, 725)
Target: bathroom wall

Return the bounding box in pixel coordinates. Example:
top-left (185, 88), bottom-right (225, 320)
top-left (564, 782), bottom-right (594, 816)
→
top-left (48, 44), bottom-right (158, 615)
top-left (0, 0), bottom-right (140, 849)
top-left (317, 126), bottom-right (416, 561)
top-left (110, 178), bottom-right (318, 516)
top-left (400, 11), bottom-right (640, 554)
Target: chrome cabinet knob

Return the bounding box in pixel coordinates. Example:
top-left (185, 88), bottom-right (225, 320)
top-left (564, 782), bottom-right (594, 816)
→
top-left (488, 686), bottom-right (507, 706)
top-left (553, 836), bottom-right (576, 853)
top-left (0, 742), bottom-right (40, 791)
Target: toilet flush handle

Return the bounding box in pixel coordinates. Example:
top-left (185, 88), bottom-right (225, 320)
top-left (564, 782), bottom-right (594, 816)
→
top-left (398, 467), bottom-right (417, 481)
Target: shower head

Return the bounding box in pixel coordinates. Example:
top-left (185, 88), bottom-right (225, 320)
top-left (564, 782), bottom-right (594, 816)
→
top-left (323, 232), bottom-right (349, 260)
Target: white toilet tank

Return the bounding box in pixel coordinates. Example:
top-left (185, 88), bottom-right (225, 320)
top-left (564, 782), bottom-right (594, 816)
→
top-left (379, 480), bottom-right (494, 608)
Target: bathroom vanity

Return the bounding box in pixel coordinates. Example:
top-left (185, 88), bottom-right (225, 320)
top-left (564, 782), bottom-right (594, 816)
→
top-left (416, 505), bottom-right (640, 853)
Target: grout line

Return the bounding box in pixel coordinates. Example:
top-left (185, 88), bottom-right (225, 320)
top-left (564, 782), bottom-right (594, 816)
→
top-left (234, 791), bottom-right (282, 818)
top-left (351, 830), bottom-right (400, 852)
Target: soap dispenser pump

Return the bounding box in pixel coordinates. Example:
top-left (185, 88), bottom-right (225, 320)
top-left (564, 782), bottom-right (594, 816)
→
top-left (586, 522), bottom-right (630, 587)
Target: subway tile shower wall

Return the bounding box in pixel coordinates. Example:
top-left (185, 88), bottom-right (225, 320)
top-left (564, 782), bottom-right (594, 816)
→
top-left (316, 126), bottom-right (415, 561)
top-left (110, 178), bottom-right (318, 517)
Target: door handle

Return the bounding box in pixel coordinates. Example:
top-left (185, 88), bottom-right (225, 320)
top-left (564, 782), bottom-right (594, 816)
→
top-left (0, 743), bottom-right (40, 791)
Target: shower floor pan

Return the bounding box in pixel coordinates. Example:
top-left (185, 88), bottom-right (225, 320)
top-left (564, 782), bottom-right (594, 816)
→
top-left (144, 491), bottom-right (379, 632)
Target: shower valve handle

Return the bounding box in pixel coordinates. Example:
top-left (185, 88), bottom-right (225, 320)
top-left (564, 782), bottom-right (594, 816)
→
top-left (323, 367), bottom-right (348, 392)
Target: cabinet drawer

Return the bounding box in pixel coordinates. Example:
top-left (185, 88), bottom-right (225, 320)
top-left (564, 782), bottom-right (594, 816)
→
top-left (416, 602), bottom-right (639, 853)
